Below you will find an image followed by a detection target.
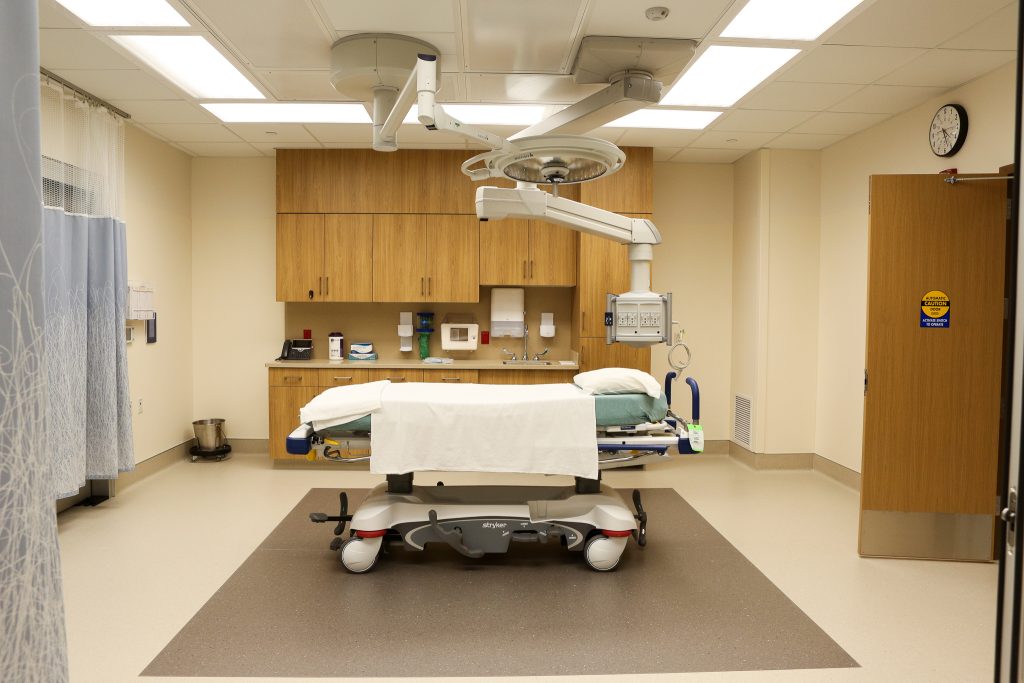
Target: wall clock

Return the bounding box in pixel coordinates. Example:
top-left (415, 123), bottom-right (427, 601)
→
top-left (929, 104), bottom-right (968, 157)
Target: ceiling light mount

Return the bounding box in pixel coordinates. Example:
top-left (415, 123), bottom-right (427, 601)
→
top-left (330, 34), bottom-right (440, 101)
top-left (645, 6), bottom-right (670, 21)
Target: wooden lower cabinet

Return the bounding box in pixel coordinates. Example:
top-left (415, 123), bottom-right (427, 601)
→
top-left (479, 369), bottom-right (575, 384)
top-left (367, 368), bottom-right (423, 383)
top-left (318, 368), bottom-right (369, 387)
top-left (578, 338), bottom-right (651, 374)
top-left (269, 385), bottom-right (320, 459)
top-left (422, 369), bottom-right (478, 384)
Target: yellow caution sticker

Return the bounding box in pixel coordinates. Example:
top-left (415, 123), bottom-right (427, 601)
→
top-left (920, 290), bottom-right (950, 328)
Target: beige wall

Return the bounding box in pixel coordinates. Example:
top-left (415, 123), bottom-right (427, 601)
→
top-left (816, 62), bottom-right (1016, 472)
top-left (653, 162), bottom-right (734, 440)
top-left (191, 157), bottom-right (282, 438)
top-left (765, 150), bottom-right (820, 454)
top-left (123, 124), bottom-right (194, 463)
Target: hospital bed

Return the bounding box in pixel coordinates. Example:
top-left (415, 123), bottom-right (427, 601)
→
top-left (288, 372), bottom-right (701, 573)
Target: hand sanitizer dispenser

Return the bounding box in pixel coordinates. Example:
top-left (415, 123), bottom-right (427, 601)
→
top-left (490, 288), bottom-right (525, 338)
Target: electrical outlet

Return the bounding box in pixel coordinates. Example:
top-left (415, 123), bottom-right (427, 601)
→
top-left (136, 397), bottom-right (143, 415)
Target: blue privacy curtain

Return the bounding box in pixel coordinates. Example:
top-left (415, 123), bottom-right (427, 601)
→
top-left (40, 77), bottom-right (134, 498)
top-left (0, 1), bottom-right (69, 680)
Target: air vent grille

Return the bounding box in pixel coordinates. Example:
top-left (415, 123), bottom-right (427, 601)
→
top-left (733, 394), bottom-right (752, 449)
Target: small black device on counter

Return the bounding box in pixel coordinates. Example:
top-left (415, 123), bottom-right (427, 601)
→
top-left (278, 339), bottom-right (313, 361)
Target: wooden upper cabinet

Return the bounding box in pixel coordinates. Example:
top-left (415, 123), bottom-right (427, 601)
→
top-left (373, 214), bottom-right (426, 302)
top-left (276, 150), bottom-right (326, 213)
top-left (580, 146), bottom-right (653, 213)
top-left (529, 222), bottom-right (576, 286)
top-left (480, 219), bottom-right (530, 285)
top-left (323, 214), bottom-right (373, 302)
top-left (426, 214), bottom-right (479, 302)
top-left (276, 214), bottom-right (324, 302)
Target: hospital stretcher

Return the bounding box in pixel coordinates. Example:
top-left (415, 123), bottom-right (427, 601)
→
top-left (288, 372), bottom-right (701, 573)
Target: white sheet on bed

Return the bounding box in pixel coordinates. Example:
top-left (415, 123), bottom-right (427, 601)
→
top-left (300, 380), bottom-right (389, 432)
top-left (369, 383), bottom-right (598, 479)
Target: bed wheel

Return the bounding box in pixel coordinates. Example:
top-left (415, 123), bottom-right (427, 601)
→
top-left (583, 534), bottom-right (628, 572)
top-left (339, 537), bottom-right (383, 574)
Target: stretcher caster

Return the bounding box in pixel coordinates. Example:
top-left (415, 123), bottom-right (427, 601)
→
top-left (583, 534), bottom-right (628, 572)
top-left (339, 536), bottom-right (383, 574)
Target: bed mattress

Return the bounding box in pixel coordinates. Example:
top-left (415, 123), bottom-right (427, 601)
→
top-left (316, 391), bottom-right (668, 436)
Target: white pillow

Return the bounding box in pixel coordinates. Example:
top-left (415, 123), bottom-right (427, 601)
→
top-left (573, 368), bottom-right (661, 399)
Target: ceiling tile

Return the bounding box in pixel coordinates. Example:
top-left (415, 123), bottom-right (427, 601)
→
top-left (587, 128), bottom-right (624, 144)
top-left (778, 46), bottom-right (925, 85)
top-left (877, 49), bottom-right (1016, 88)
top-left (225, 124), bottom-right (319, 143)
top-left (50, 69), bottom-right (181, 100)
top-left (766, 133), bottom-right (845, 150)
top-left (829, 84), bottom-right (946, 114)
top-left (187, 0), bottom-right (332, 69)
top-left (827, 0), bottom-right (1009, 49)
top-left (320, 0), bottom-right (456, 33)
top-left (792, 111), bottom-right (889, 135)
top-left (259, 70), bottom-right (349, 101)
top-left (463, 0), bottom-right (583, 73)
top-left (38, 0), bottom-right (80, 28)
top-left (712, 109), bottom-right (815, 133)
top-left (653, 147), bottom-right (682, 161)
top-left (690, 131), bottom-right (779, 149)
top-left (942, 4), bottom-right (1018, 51)
top-left (145, 124), bottom-right (242, 143)
top-left (739, 82), bottom-right (862, 111)
top-left (40, 30), bottom-right (135, 70)
top-left (334, 31), bottom-right (458, 60)
top-left (304, 123), bottom-right (373, 144)
top-left (616, 129), bottom-right (702, 147)
top-left (252, 141), bottom-right (323, 157)
top-left (586, 0), bottom-right (733, 40)
top-left (674, 148), bottom-right (748, 163)
top-left (107, 100), bottom-right (218, 124)
top-left (180, 142), bottom-right (263, 157)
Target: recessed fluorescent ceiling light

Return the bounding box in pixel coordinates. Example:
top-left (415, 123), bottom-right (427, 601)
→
top-left (55, 0), bottom-right (189, 26)
top-left (720, 0), bottom-right (865, 41)
top-left (661, 46), bottom-right (800, 107)
top-left (604, 109), bottom-right (721, 129)
top-left (203, 103), bottom-right (370, 123)
top-left (111, 36), bottom-right (262, 99)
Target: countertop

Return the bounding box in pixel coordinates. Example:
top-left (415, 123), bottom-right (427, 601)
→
top-left (266, 358), bottom-right (579, 370)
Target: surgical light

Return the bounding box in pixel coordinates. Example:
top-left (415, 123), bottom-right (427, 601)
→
top-left (720, 0), bottom-right (865, 41)
top-left (55, 0), bottom-right (189, 26)
top-left (605, 109), bottom-right (722, 129)
top-left (203, 103), bottom-right (370, 123)
top-left (111, 36), bottom-right (263, 99)
top-left (661, 45), bottom-right (800, 108)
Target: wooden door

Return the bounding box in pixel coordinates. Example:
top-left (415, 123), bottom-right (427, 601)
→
top-left (373, 214), bottom-right (426, 302)
top-left (269, 385), bottom-right (320, 459)
top-left (529, 221), bottom-right (576, 286)
top-left (276, 214), bottom-right (324, 302)
top-left (579, 337), bottom-right (651, 374)
top-left (323, 214), bottom-right (373, 302)
top-left (480, 218), bottom-right (530, 285)
top-left (276, 150), bottom-right (326, 213)
top-left (425, 214), bottom-right (479, 302)
top-left (577, 232), bottom-right (632, 336)
top-left (861, 174), bottom-right (1007, 559)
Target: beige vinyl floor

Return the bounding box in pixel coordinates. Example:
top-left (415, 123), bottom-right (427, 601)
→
top-left (58, 450), bottom-right (998, 683)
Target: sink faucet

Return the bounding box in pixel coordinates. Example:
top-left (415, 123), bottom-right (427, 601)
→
top-left (533, 347), bottom-right (549, 361)
top-left (521, 323), bottom-right (529, 361)
top-left (501, 347), bottom-right (517, 361)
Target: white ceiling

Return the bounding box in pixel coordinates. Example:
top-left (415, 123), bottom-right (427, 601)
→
top-left (38, 0), bottom-right (1017, 161)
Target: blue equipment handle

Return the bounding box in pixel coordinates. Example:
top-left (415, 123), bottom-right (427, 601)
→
top-left (664, 372), bottom-right (700, 422)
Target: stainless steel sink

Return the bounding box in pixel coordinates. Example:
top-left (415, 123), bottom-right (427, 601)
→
top-left (502, 360), bottom-right (552, 365)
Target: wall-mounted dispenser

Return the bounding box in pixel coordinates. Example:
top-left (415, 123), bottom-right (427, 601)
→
top-left (490, 288), bottom-right (525, 338)
top-left (441, 314), bottom-right (479, 351)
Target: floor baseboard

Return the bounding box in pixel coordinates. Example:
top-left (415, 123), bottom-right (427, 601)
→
top-left (728, 442), bottom-right (861, 491)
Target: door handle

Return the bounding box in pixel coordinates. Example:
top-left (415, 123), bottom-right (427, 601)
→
top-left (523, 260), bottom-right (527, 279)
top-left (332, 376), bottom-right (353, 383)
top-left (421, 277), bottom-right (425, 296)
top-left (318, 276), bottom-right (323, 296)
top-left (428, 276), bottom-right (432, 296)
top-left (284, 376), bottom-right (302, 383)
top-left (325, 276), bottom-right (329, 297)
top-left (441, 377), bottom-right (462, 383)
top-left (530, 260), bottom-right (534, 278)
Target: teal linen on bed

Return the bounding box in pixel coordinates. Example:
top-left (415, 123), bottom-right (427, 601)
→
top-left (316, 392), bottom-right (668, 436)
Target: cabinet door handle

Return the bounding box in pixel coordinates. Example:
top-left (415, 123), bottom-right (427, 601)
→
top-left (428, 277), bottom-right (432, 296)
top-left (441, 377), bottom-right (462, 383)
top-left (530, 260), bottom-right (534, 278)
top-left (388, 377), bottom-right (407, 382)
top-left (284, 375), bottom-right (302, 383)
top-left (523, 260), bottom-right (527, 278)
top-left (332, 376), bottom-right (353, 383)
top-left (325, 276), bottom-right (329, 297)
top-left (421, 277), bottom-right (425, 296)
